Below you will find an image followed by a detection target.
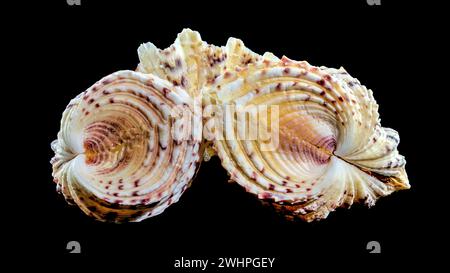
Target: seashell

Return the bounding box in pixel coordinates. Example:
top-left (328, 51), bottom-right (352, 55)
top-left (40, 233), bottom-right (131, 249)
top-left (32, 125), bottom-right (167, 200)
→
top-left (206, 55), bottom-right (409, 222)
top-left (51, 29), bottom-right (409, 222)
top-left (50, 70), bottom-right (202, 222)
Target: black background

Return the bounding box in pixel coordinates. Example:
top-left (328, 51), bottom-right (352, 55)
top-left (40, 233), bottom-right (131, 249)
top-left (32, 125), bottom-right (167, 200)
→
top-left (9, 0), bottom-right (444, 270)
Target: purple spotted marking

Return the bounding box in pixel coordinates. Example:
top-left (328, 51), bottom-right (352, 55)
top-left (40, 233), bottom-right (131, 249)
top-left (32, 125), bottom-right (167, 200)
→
top-left (175, 58), bottom-right (182, 67)
top-left (261, 192), bottom-right (272, 199)
top-left (276, 83), bottom-right (282, 91)
top-left (317, 79), bottom-right (325, 86)
top-left (102, 79), bottom-right (112, 85)
top-left (162, 88), bottom-right (170, 97)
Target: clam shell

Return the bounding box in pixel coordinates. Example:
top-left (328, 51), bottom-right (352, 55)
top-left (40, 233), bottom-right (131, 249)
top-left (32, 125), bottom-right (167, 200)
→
top-left (51, 70), bottom-right (201, 222)
top-left (206, 56), bottom-right (409, 221)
